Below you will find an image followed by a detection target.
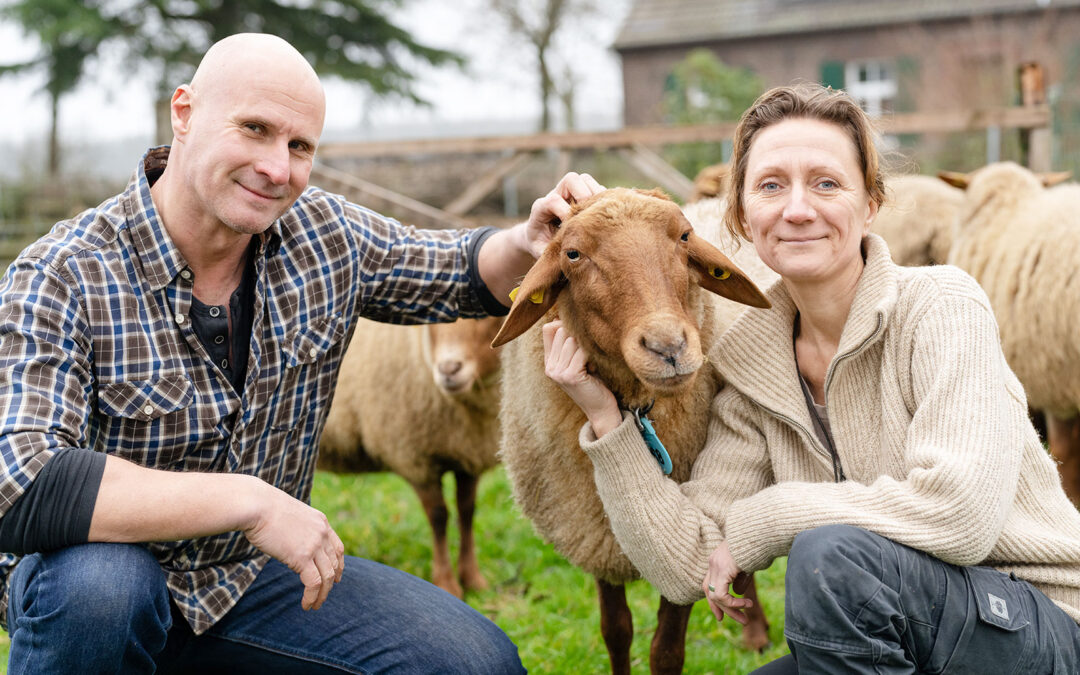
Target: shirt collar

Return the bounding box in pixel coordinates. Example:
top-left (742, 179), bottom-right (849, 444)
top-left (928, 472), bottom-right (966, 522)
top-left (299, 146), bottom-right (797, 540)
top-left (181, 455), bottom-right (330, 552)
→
top-left (122, 147), bottom-right (285, 292)
top-left (711, 234), bottom-right (898, 419)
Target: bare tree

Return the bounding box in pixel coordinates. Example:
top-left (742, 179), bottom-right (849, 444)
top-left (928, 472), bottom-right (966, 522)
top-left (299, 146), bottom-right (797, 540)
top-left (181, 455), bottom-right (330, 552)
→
top-left (488, 0), bottom-right (594, 131)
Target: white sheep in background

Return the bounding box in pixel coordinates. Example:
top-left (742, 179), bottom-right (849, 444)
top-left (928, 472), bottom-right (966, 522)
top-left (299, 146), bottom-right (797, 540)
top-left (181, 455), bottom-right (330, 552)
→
top-left (941, 161), bottom-right (1080, 501)
top-left (493, 187), bottom-right (771, 674)
top-left (319, 316), bottom-right (503, 597)
top-left (873, 174), bottom-right (963, 266)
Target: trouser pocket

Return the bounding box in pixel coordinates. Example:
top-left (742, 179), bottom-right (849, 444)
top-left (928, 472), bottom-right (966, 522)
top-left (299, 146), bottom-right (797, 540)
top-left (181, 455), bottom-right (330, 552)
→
top-left (931, 566), bottom-right (1034, 675)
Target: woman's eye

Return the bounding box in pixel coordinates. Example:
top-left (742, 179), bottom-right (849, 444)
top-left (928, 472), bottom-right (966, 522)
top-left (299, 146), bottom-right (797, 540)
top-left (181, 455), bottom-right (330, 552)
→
top-left (761, 181), bottom-right (780, 191)
top-left (566, 250), bottom-right (580, 261)
top-left (680, 231), bottom-right (690, 242)
top-left (818, 179), bottom-right (838, 189)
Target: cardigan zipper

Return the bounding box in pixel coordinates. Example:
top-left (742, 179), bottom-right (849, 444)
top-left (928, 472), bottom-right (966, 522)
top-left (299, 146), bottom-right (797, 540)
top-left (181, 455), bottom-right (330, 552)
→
top-left (761, 313), bottom-right (886, 482)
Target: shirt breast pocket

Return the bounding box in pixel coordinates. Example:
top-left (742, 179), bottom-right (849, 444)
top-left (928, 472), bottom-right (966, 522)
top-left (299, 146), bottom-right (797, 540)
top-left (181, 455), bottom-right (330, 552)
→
top-left (96, 372), bottom-right (196, 465)
top-left (272, 314), bottom-right (345, 433)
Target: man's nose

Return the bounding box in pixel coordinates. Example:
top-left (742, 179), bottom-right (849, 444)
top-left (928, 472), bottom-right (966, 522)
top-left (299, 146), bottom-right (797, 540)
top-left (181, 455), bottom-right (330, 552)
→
top-left (255, 141), bottom-right (291, 185)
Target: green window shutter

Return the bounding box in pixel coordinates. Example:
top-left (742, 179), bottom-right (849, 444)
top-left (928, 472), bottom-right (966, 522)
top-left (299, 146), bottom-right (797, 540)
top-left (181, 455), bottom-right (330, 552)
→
top-left (821, 61), bottom-right (845, 90)
top-left (895, 56), bottom-right (920, 113)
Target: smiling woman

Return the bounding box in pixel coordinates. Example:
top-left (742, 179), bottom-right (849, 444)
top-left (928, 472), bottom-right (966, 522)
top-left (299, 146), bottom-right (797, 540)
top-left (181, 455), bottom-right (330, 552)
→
top-left (543, 83), bottom-right (1080, 675)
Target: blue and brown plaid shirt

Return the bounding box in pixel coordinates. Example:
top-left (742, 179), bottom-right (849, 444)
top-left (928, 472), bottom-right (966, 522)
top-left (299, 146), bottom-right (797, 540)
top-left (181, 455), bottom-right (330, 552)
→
top-left (0, 147), bottom-right (498, 634)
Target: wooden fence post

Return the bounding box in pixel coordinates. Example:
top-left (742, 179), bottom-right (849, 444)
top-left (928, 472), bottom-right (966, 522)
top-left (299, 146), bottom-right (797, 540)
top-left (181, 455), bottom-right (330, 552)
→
top-left (1019, 62), bottom-right (1052, 171)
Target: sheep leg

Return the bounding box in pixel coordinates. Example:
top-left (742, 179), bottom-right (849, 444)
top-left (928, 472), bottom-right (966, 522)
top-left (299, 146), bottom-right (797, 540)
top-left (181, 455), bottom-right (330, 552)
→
top-left (1047, 414), bottom-right (1080, 504)
top-left (596, 579), bottom-right (633, 675)
top-left (739, 574), bottom-right (771, 652)
top-left (410, 479), bottom-right (464, 598)
top-left (453, 470), bottom-right (489, 592)
top-left (650, 596), bottom-right (692, 674)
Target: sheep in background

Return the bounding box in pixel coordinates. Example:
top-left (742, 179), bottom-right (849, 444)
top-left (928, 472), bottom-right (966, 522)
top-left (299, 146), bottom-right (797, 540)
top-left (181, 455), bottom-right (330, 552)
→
top-left (493, 187), bottom-right (771, 674)
top-left (941, 162), bottom-right (1080, 501)
top-left (689, 163), bottom-right (730, 202)
top-left (872, 174), bottom-right (963, 266)
top-left (319, 316), bottom-right (504, 597)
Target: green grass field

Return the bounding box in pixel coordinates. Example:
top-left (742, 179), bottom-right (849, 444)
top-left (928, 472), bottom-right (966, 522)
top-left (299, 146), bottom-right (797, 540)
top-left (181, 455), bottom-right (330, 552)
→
top-left (0, 467), bottom-right (790, 673)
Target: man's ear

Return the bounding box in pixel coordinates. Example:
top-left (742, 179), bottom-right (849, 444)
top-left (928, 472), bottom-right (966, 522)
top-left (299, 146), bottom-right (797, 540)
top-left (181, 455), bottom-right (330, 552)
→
top-left (687, 233), bottom-right (770, 309)
top-left (171, 85), bottom-right (194, 140)
top-left (491, 246), bottom-right (566, 347)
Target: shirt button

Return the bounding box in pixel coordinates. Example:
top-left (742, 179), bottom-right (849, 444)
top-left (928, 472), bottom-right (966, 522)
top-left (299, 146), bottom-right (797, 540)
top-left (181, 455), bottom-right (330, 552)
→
top-left (308, 347), bottom-right (318, 358)
top-left (143, 405), bottom-right (154, 415)
top-left (221, 359), bottom-right (229, 369)
top-left (180, 269), bottom-right (192, 280)
top-left (175, 314), bottom-right (186, 325)
top-left (209, 306), bottom-right (221, 318)
top-left (214, 335), bottom-right (225, 345)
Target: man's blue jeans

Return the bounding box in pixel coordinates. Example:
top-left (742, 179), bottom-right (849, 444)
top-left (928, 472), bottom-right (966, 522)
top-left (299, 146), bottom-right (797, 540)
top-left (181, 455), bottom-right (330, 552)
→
top-left (753, 524), bottom-right (1080, 674)
top-left (6, 543), bottom-right (525, 674)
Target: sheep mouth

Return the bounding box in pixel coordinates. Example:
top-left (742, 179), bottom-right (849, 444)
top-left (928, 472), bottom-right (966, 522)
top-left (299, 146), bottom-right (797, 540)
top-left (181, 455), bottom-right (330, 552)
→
top-left (642, 371), bottom-right (695, 391)
top-left (436, 376), bottom-right (475, 394)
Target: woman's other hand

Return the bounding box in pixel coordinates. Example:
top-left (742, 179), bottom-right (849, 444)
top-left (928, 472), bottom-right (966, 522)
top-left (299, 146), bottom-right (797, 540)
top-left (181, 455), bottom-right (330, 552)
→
top-left (542, 320), bottom-right (622, 438)
top-left (703, 540), bottom-right (754, 624)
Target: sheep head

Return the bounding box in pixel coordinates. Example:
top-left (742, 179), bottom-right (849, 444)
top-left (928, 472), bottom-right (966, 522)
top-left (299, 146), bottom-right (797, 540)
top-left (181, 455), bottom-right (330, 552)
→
top-left (423, 317), bottom-right (503, 397)
top-left (939, 163), bottom-right (1073, 230)
top-left (491, 187), bottom-right (769, 400)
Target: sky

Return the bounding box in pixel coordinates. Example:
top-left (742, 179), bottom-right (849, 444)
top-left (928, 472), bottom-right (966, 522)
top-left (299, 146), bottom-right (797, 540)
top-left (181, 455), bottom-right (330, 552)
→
top-left (0, 0), bottom-right (630, 160)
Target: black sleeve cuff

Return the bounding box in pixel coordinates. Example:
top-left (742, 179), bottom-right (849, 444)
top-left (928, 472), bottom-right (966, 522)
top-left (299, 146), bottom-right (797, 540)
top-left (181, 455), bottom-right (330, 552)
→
top-left (466, 226), bottom-right (511, 317)
top-left (0, 448), bottom-right (107, 555)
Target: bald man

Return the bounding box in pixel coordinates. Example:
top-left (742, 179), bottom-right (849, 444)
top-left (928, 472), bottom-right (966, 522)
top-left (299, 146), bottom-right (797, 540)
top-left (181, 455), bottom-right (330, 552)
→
top-left (0, 33), bottom-right (595, 673)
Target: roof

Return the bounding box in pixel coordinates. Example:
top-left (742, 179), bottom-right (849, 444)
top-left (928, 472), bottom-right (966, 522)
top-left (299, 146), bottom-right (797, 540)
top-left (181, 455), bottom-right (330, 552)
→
top-left (614, 0), bottom-right (1080, 50)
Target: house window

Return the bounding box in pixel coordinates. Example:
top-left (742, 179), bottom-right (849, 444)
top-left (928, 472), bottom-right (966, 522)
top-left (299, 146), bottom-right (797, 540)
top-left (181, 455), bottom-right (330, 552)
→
top-left (844, 60), bottom-right (897, 117)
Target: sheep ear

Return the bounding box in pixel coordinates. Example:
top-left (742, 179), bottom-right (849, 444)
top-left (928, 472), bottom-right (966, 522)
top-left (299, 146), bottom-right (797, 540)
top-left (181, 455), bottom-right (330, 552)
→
top-left (688, 233), bottom-right (771, 309)
top-left (1039, 171), bottom-right (1072, 187)
top-left (491, 248), bottom-right (565, 347)
top-left (937, 170), bottom-right (971, 189)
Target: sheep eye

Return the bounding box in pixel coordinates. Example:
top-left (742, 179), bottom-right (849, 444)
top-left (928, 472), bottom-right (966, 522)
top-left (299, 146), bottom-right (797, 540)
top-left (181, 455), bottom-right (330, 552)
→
top-left (680, 231), bottom-right (690, 242)
top-left (566, 250), bottom-right (580, 261)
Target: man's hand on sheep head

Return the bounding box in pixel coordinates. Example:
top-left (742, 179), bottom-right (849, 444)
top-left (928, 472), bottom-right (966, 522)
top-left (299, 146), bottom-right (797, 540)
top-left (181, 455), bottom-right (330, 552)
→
top-left (524, 172), bottom-right (605, 258)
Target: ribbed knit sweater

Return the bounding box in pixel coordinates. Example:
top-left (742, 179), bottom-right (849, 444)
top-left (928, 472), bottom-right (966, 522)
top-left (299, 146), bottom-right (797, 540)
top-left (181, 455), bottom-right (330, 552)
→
top-left (581, 234), bottom-right (1080, 623)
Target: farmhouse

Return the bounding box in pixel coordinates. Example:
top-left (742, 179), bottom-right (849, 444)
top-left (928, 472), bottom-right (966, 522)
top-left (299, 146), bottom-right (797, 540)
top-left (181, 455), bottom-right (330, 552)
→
top-left (615, 0), bottom-right (1080, 172)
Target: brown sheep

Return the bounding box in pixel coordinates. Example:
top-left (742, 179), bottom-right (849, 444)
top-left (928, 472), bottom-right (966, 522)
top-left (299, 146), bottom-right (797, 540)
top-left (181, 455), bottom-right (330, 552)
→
top-left (492, 187), bottom-right (770, 674)
top-left (319, 316), bottom-right (503, 597)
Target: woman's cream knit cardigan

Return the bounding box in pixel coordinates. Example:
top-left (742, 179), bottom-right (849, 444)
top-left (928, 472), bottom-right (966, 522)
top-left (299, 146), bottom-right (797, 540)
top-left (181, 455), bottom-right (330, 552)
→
top-left (581, 234), bottom-right (1080, 622)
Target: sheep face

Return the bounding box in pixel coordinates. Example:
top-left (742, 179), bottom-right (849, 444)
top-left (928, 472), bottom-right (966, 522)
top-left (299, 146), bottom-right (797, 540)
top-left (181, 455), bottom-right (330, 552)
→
top-left (422, 317), bottom-right (503, 396)
top-left (493, 187), bottom-right (769, 400)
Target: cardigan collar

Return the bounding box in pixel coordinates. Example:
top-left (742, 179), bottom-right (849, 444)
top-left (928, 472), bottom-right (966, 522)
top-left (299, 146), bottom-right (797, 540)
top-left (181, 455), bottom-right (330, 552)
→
top-left (712, 234), bottom-right (899, 428)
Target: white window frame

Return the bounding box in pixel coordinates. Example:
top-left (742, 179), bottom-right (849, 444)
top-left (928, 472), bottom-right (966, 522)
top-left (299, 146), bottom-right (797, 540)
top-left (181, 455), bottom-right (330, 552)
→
top-left (844, 60), bottom-right (898, 117)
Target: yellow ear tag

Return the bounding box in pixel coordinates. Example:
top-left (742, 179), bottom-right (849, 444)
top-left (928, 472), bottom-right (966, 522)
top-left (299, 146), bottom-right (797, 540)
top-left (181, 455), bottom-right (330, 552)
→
top-left (509, 286), bottom-right (520, 302)
top-left (711, 268), bottom-right (731, 280)
top-left (528, 290), bottom-right (544, 304)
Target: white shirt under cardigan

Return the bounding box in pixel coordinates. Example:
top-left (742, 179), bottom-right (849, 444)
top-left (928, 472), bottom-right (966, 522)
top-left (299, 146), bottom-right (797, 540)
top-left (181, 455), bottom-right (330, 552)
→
top-left (580, 234), bottom-right (1080, 624)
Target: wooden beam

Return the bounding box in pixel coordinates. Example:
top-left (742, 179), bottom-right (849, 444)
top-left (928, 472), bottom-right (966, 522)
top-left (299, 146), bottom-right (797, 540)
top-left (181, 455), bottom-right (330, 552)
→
top-left (444, 151), bottom-right (534, 216)
top-left (309, 162), bottom-right (473, 230)
top-left (618, 145), bottom-right (694, 200)
top-left (317, 106), bottom-right (1051, 160)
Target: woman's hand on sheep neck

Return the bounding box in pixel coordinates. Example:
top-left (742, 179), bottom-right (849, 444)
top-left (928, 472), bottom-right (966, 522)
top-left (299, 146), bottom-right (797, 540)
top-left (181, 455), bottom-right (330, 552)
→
top-left (543, 320), bottom-right (623, 438)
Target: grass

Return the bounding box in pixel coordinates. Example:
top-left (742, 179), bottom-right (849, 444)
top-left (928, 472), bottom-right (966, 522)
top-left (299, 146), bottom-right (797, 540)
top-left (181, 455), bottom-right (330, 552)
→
top-left (0, 467), bottom-right (790, 673)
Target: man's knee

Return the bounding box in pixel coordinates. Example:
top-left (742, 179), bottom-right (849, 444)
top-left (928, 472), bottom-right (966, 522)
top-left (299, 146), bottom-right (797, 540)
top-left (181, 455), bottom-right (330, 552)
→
top-left (10, 543), bottom-right (170, 635)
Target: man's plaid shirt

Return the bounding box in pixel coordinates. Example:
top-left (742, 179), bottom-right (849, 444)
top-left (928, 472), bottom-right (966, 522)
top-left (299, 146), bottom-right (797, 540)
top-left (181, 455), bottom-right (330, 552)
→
top-left (0, 148), bottom-right (496, 634)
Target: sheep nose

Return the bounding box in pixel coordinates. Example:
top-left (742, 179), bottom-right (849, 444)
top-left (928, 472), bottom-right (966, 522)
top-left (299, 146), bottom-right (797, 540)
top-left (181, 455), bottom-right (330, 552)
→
top-left (641, 334), bottom-right (687, 367)
top-left (438, 360), bottom-right (463, 376)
